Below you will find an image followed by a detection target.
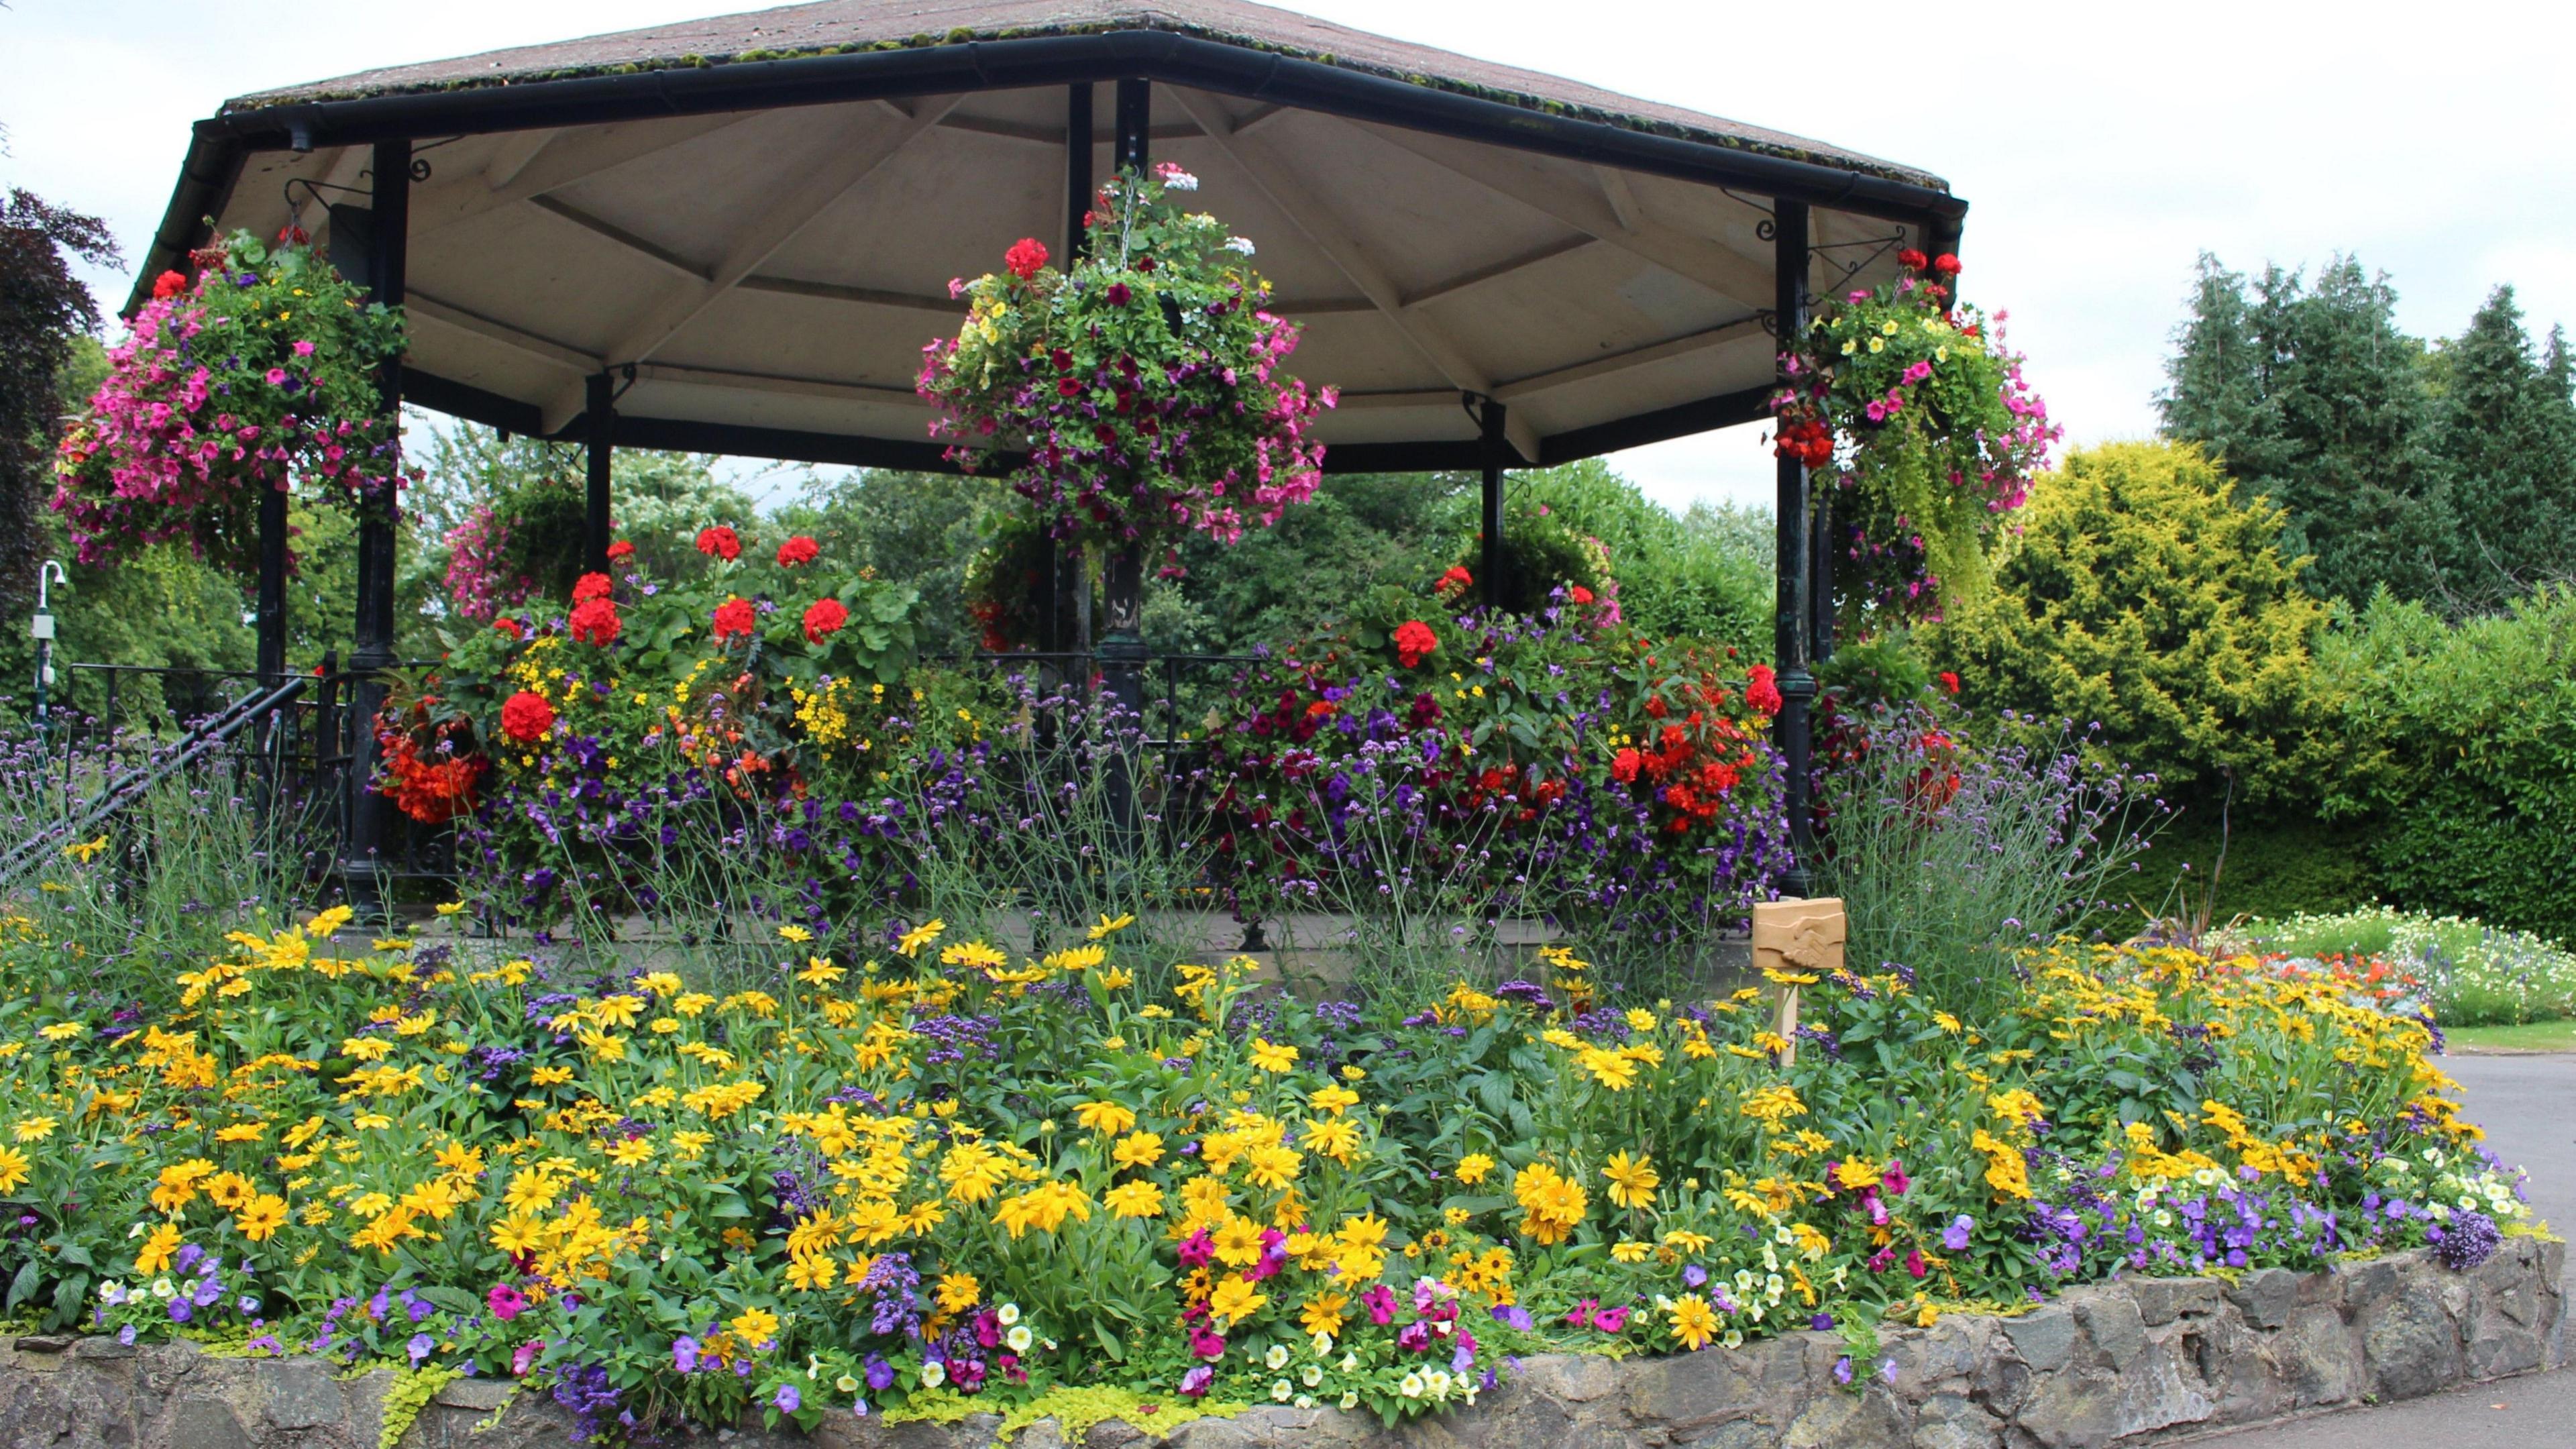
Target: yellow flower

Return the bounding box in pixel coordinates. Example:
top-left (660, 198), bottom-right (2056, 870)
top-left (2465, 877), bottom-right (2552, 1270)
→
top-left (606, 1138), bottom-right (655, 1167)
top-left (1104, 1181), bottom-right (1165, 1218)
top-left (777, 924), bottom-right (812, 943)
top-left (1304, 1117), bottom-right (1362, 1165)
top-left (1300, 1291), bottom-right (1350, 1337)
top-left (235, 1194), bottom-right (288, 1242)
top-left (1668, 1294), bottom-right (1719, 1350)
top-left (1207, 1275), bottom-right (1268, 1329)
top-left (1309, 1085), bottom-right (1360, 1116)
top-left (1611, 1240), bottom-right (1652, 1263)
top-left (729, 1307), bottom-right (781, 1347)
top-left (0, 1145), bottom-right (30, 1194)
top-left (1087, 912), bottom-right (1137, 941)
top-left (1576, 1047), bottom-right (1636, 1091)
top-left (13, 1117), bottom-right (57, 1142)
top-left (1112, 1131), bottom-right (1167, 1170)
top-left (1248, 1038), bottom-right (1298, 1073)
top-left (38, 1022), bottom-right (83, 1042)
top-left (134, 1222), bottom-right (184, 1275)
top-left (1077, 1100), bottom-right (1138, 1136)
top-left (1933, 1010), bottom-right (1962, 1034)
top-left (895, 919), bottom-right (946, 957)
top-left (1512, 1163), bottom-right (1587, 1245)
top-left (1454, 1153), bottom-right (1494, 1186)
top-left (936, 1272), bottom-right (981, 1313)
top-left (1601, 1150), bottom-right (1659, 1210)
top-left (434, 901), bottom-right (466, 916)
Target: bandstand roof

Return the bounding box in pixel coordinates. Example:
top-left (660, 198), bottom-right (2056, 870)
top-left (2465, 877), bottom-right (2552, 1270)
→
top-left (132, 0), bottom-right (1967, 472)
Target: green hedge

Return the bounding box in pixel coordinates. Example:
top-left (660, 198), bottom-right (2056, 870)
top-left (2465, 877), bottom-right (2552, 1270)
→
top-left (2314, 586), bottom-right (2576, 945)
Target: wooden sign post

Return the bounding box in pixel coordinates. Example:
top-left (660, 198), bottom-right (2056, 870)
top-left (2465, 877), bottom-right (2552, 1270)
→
top-left (1750, 897), bottom-right (1845, 1066)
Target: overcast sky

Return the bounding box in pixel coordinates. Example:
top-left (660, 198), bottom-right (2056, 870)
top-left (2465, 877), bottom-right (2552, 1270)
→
top-left (9, 0), bottom-right (2573, 515)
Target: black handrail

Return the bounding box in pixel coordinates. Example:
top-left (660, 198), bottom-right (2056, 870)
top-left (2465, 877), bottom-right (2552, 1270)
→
top-left (0, 676), bottom-right (309, 889)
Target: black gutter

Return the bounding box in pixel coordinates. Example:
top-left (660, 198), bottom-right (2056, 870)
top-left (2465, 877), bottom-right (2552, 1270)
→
top-left (136, 28), bottom-right (1962, 313)
top-left (1537, 384), bottom-right (1774, 464)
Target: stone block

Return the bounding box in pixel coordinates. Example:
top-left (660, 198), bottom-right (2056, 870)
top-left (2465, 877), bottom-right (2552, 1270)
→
top-left (168, 1396), bottom-right (254, 1449)
top-left (2008, 1368), bottom-right (2121, 1449)
top-left (2072, 1295), bottom-right (2145, 1372)
top-left (2361, 1285), bottom-right (2465, 1401)
top-left (1911, 1393), bottom-right (2001, 1449)
top-left (2106, 1343), bottom-right (2212, 1439)
top-left (2128, 1277), bottom-right (2220, 1326)
top-left (2275, 1303), bottom-right (2359, 1407)
top-left (1517, 1352), bottom-right (1622, 1404)
top-left (2226, 1269), bottom-right (2300, 1330)
top-left (260, 1356), bottom-right (345, 1430)
top-left (1620, 1349), bottom-right (1759, 1432)
top-left (2000, 1307), bottom-right (2076, 1375)
top-left (433, 1375), bottom-right (517, 1412)
top-left (1781, 1388), bottom-right (1905, 1449)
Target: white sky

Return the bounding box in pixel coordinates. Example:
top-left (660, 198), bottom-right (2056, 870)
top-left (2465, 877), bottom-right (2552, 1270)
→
top-left (9, 0), bottom-right (2574, 515)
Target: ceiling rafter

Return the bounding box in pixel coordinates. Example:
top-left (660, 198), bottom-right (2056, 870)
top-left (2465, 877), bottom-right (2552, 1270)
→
top-left (536, 95), bottom-right (964, 430)
top-left (525, 195), bottom-right (710, 282)
top-left (1352, 120), bottom-right (1776, 309)
top-left (1400, 235), bottom-right (1595, 311)
top-left (408, 112), bottom-right (762, 242)
top-left (635, 362), bottom-right (928, 408)
top-left (407, 291), bottom-right (602, 375)
top-left (1168, 87), bottom-right (1539, 463)
top-left (1491, 316), bottom-right (1765, 403)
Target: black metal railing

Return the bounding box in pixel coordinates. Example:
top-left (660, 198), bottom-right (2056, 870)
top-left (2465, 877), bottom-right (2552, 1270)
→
top-left (5, 649), bottom-right (1267, 892)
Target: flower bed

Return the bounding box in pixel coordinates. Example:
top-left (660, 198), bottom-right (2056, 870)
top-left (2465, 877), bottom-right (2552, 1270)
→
top-left (0, 904), bottom-right (2541, 1443)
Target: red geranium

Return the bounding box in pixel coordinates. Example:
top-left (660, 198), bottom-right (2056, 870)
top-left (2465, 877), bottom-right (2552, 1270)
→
top-left (606, 539), bottom-right (635, 561)
top-left (775, 535), bottom-right (820, 568)
top-left (1434, 566), bottom-right (1474, 597)
top-left (1931, 253), bottom-right (1962, 277)
top-left (1746, 664), bottom-right (1784, 716)
top-left (1610, 747), bottom-right (1643, 783)
top-left (569, 596), bottom-right (621, 647)
top-left (1569, 586), bottom-right (1595, 606)
top-left (695, 526), bottom-right (742, 561)
top-left (1004, 237), bottom-right (1049, 282)
top-left (1393, 620), bottom-right (1438, 669)
top-left (802, 596), bottom-right (849, 644)
top-left (1896, 247), bottom-right (1929, 272)
top-left (499, 690), bottom-right (555, 743)
top-left (151, 270), bottom-right (189, 299)
top-left (571, 571), bottom-right (612, 603)
top-left (711, 596), bottom-right (757, 640)
top-left (1938, 671), bottom-right (1960, 695)
top-left (492, 618), bottom-right (522, 639)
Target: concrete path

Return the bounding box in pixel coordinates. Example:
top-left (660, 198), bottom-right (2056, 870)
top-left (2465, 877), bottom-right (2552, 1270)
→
top-left (2194, 1052), bottom-right (2575, 1448)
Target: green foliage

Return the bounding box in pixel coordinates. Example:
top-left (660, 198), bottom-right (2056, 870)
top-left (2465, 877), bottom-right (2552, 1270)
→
top-left (2426, 288), bottom-right (2576, 610)
top-left (2311, 586), bottom-right (2576, 943)
top-left (779, 468), bottom-right (1017, 658)
top-left (1927, 441), bottom-right (2334, 809)
top-left (2137, 814), bottom-right (2381, 927)
top-left (2158, 254), bottom-right (2576, 614)
top-left (1495, 461), bottom-right (1769, 654)
top-left (3, 189), bottom-right (119, 596)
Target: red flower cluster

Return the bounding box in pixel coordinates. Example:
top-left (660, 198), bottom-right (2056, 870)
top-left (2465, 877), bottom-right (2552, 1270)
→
top-left (1774, 416), bottom-right (1834, 469)
top-left (1568, 586), bottom-right (1595, 606)
top-left (802, 596), bottom-right (849, 644)
top-left (1746, 664), bottom-right (1784, 716)
top-left (376, 727), bottom-right (485, 824)
top-left (150, 270), bottom-right (189, 300)
top-left (606, 539), bottom-right (635, 561)
top-left (712, 596), bottom-right (757, 640)
top-left (1434, 566), bottom-right (1474, 598)
top-left (695, 526), bottom-right (742, 561)
top-left (571, 572), bottom-right (612, 603)
top-left (1938, 670), bottom-right (1961, 696)
top-left (1393, 621), bottom-right (1438, 669)
top-left (775, 535), bottom-right (820, 568)
top-left (570, 596), bottom-right (621, 647)
top-left (1897, 246), bottom-right (1962, 279)
top-left (1004, 237), bottom-right (1049, 282)
top-left (499, 690), bottom-right (555, 744)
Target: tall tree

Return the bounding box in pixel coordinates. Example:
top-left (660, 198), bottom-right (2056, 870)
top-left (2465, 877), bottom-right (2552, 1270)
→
top-left (2428, 286), bottom-right (2576, 609)
top-left (2158, 255), bottom-right (2451, 607)
top-left (0, 188), bottom-right (119, 599)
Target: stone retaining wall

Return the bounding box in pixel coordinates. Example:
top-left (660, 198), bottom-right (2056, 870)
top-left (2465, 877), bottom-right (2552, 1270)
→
top-left (2, 1239), bottom-right (2558, 1449)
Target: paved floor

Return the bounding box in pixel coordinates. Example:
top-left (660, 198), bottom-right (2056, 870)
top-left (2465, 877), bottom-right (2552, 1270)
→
top-left (2195, 1052), bottom-right (2575, 1448)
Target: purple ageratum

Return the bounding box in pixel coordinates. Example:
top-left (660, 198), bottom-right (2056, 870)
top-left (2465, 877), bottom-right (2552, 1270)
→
top-left (2430, 1209), bottom-right (2502, 1271)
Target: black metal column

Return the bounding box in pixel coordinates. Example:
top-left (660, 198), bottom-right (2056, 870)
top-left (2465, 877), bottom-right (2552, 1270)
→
top-left (256, 486), bottom-right (287, 688)
top-left (1810, 491), bottom-right (1835, 666)
top-left (1478, 396), bottom-right (1507, 612)
top-left (1772, 199), bottom-right (1818, 895)
top-left (1042, 81), bottom-right (1097, 659)
top-left (584, 372), bottom-right (614, 574)
top-left (1099, 76), bottom-right (1151, 836)
top-left (345, 138), bottom-right (409, 916)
